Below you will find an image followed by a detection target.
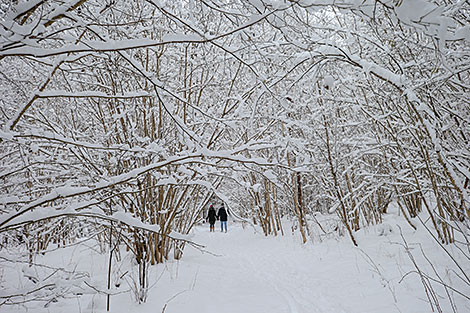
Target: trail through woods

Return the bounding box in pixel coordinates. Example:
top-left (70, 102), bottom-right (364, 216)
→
top-left (4, 212), bottom-right (470, 313)
top-left (171, 225), bottom-right (353, 313)
top-left (107, 213), bottom-right (468, 313)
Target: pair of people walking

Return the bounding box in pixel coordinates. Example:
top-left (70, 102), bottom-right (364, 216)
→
top-left (207, 204), bottom-right (228, 232)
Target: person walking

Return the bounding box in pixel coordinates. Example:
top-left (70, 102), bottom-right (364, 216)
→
top-left (217, 204), bottom-right (228, 232)
top-left (207, 205), bottom-right (217, 232)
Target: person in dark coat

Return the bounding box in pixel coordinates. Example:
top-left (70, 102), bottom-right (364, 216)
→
top-left (217, 204), bottom-right (228, 232)
top-left (207, 205), bottom-right (217, 232)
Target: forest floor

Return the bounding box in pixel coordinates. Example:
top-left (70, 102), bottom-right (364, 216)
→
top-left (4, 209), bottom-right (470, 313)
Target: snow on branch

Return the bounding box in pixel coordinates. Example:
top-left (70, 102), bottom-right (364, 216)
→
top-left (0, 143), bottom-right (282, 230)
top-left (36, 90), bottom-right (156, 99)
top-left (0, 38), bottom-right (204, 58)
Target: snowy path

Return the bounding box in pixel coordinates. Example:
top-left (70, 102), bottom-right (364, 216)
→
top-left (162, 226), bottom-right (346, 313)
top-left (120, 222), bottom-right (425, 313)
top-left (7, 217), bottom-right (467, 313)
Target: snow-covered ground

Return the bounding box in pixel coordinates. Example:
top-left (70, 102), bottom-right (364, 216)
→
top-left (3, 210), bottom-right (470, 313)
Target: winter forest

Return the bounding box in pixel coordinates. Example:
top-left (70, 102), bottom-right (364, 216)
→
top-left (0, 0), bottom-right (469, 312)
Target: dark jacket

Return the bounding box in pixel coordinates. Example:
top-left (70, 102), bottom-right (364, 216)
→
top-left (217, 207), bottom-right (228, 222)
top-left (207, 208), bottom-right (217, 224)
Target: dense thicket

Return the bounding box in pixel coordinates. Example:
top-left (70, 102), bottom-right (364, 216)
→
top-left (1, 0), bottom-right (469, 307)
